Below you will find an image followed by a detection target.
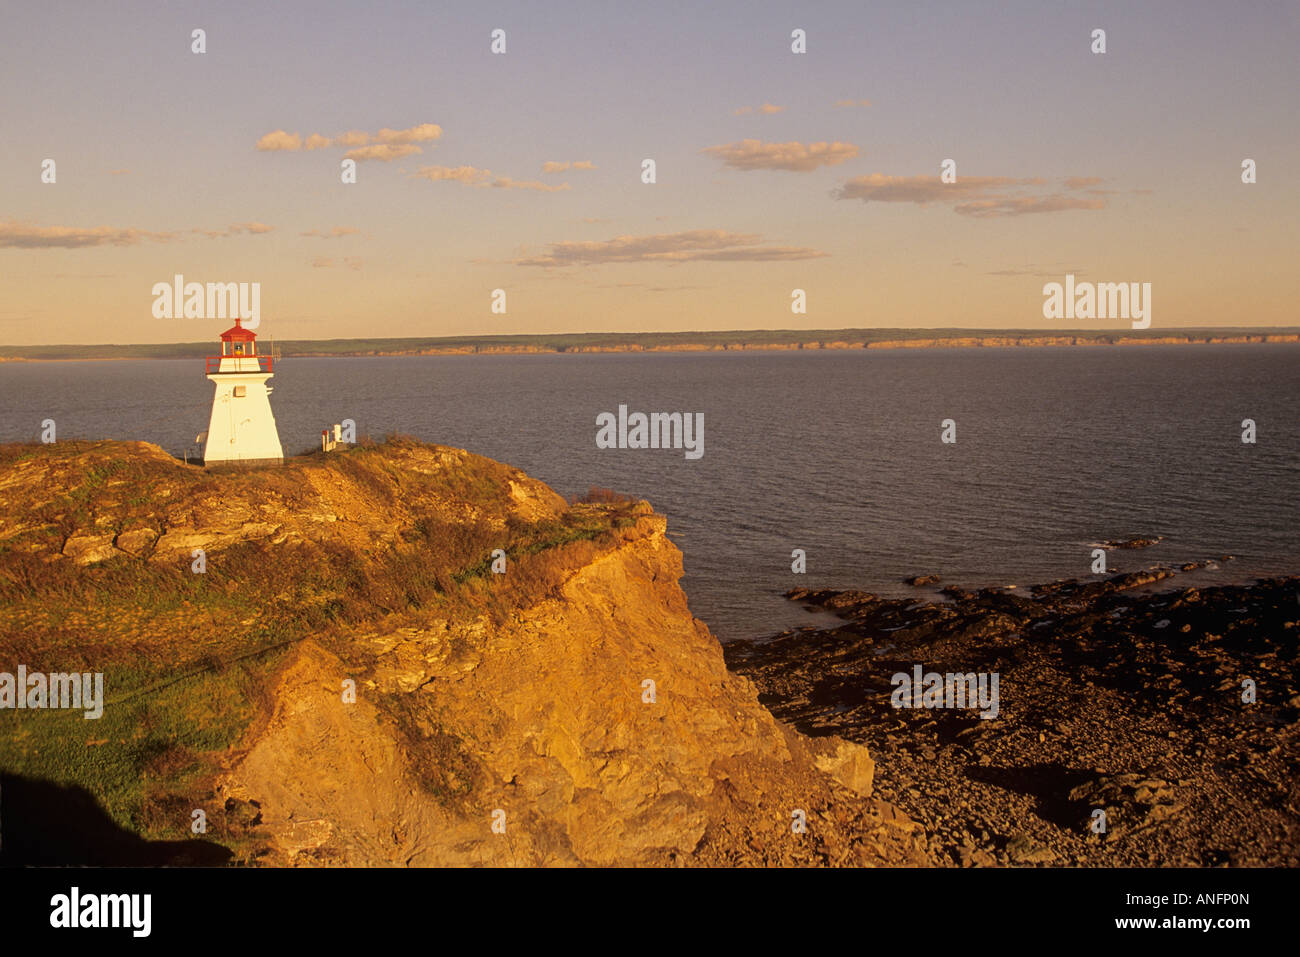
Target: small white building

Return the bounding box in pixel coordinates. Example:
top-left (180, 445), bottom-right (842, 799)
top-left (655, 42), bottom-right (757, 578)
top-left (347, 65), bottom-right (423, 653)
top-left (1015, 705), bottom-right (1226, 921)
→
top-left (202, 318), bottom-right (284, 466)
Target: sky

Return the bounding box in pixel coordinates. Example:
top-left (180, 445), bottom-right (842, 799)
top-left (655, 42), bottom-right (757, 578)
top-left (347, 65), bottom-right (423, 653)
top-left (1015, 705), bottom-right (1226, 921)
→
top-left (1, 0), bottom-right (1297, 345)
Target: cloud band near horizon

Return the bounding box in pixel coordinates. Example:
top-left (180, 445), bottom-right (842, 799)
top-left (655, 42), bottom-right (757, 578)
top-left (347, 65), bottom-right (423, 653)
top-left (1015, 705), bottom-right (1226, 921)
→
top-left (512, 229), bottom-right (827, 267)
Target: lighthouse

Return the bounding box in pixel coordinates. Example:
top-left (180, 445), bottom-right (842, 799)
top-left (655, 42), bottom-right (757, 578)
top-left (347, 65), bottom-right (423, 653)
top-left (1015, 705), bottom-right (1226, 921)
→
top-left (201, 317), bottom-right (284, 466)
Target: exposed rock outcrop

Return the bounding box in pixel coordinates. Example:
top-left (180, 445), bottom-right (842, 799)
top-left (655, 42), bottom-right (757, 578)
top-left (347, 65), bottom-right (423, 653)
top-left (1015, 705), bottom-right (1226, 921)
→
top-left (0, 439), bottom-right (926, 867)
top-left (728, 575), bottom-right (1300, 867)
top-left (218, 506), bottom-right (915, 866)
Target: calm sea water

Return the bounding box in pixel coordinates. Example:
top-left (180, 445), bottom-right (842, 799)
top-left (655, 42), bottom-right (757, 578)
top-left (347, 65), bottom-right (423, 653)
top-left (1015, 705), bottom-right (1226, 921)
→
top-left (2, 345), bottom-right (1297, 640)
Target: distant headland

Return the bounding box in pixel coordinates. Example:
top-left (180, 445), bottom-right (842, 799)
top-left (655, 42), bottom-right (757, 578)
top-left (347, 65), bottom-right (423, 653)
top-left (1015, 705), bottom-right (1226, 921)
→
top-left (2, 327), bottom-right (1298, 362)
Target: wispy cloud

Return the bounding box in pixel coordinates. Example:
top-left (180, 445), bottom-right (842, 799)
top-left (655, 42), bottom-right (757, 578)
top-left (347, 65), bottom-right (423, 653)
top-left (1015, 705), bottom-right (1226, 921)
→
top-left (987, 263), bottom-right (1088, 278)
top-left (373, 124), bottom-right (442, 145)
top-left (703, 139), bottom-right (859, 172)
top-left (412, 165), bottom-right (570, 191)
top-left (311, 256), bottom-right (362, 270)
top-left (255, 129), bottom-right (304, 152)
top-left (733, 103), bottom-right (785, 115)
top-left (511, 229), bottom-right (827, 267)
top-left (600, 281), bottom-right (708, 292)
top-left (490, 176), bottom-right (569, 192)
top-left (0, 223), bottom-right (175, 248)
top-left (0, 220), bottom-right (273, 248)
top-left (256, 123), bottom-right (442, 154)
top-left (542, 160), bottom-right (597, 173)
top-left (301, 226), bottom-right (361, 239)
top-left (191, 222), bottom-right (275, 238)
top-left (412, 165), bottom-right (489, 185)
top-left (833, 174), bottom-right (1107, 217)
top-left (956, 195), bottom-right (1105, 217)
top-left (1061, 176), bottom-right (1119, 197)
top-left (833, 99), bottom-right (872, 108)
top-left (834, 174), bottom-right (1035, 204)
top-left (344, 143), bottom-right (423, 162)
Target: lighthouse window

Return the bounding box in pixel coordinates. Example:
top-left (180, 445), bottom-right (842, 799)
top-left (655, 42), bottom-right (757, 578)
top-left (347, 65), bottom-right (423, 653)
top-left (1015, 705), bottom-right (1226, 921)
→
top-left (234, 343), bottom-right (246, 355)
top-left (233, 386), bottom-right (247, 397)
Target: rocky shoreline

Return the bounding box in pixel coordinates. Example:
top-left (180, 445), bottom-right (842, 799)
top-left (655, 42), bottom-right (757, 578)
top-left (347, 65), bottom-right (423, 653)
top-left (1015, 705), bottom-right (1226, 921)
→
top-left (724, 569), bottom-right (1300, 867)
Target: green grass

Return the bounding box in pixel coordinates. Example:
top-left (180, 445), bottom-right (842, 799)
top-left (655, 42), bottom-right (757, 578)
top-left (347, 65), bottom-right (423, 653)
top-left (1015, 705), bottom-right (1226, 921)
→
top-left (0, 652), bottom-right (277, 835)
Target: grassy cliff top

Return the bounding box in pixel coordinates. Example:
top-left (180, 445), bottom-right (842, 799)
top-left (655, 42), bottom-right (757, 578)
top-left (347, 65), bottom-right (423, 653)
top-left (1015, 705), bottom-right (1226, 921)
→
top-left (0, 437), bottom-right (644, 852)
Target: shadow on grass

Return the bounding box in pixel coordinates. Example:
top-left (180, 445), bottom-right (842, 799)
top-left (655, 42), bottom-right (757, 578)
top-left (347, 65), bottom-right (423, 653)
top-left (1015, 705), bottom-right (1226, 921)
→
top-left (0, 773), bottom-right (233, 867)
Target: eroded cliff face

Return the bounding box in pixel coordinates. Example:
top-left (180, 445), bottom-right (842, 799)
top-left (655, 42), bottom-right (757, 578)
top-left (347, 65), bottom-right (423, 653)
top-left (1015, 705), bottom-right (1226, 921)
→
top-left (0, 439), bottom-right (927, 866)
top-left (220, 509), bottom-right (924, 866)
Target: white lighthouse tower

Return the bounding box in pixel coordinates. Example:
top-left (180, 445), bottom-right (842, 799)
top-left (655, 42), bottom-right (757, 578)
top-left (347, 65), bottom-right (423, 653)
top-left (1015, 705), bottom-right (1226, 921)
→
top-left (201, 317), bottom-right (284, 466)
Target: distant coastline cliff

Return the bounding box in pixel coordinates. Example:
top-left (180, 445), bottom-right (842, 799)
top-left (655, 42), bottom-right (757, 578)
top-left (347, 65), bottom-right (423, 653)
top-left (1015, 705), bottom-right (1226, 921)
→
top-left (3, 328), bottom-right (1298, 362)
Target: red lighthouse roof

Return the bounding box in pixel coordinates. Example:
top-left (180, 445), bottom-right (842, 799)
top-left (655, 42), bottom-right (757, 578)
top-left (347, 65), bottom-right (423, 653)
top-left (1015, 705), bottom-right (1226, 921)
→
top-left (219, 316), bottom-right (257, 342)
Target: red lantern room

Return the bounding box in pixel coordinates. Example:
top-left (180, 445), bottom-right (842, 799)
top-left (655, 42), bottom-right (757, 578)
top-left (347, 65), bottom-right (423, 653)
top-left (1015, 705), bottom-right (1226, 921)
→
top-left (205, 316), bottom-right (272, 375)
top-left (219, 316), bottom-right (257, 356)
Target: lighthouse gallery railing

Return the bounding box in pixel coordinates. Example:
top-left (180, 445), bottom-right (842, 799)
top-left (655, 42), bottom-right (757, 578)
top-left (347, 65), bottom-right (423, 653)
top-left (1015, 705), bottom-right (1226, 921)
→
top-left (205, 356), bottom-right (274, 374)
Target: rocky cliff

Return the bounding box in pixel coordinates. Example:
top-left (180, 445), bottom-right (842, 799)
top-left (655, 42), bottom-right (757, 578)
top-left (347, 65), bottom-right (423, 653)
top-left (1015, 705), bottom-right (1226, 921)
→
top-left (0, 438), bottom-right (926, 866)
